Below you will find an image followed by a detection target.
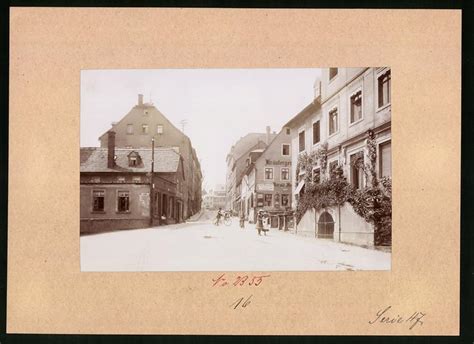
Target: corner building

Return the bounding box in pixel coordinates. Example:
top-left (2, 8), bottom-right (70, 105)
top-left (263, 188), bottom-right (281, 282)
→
top-left (286, 67), bottom-right (391, 246)
top-left (98, 94), bottom-right (202, 219)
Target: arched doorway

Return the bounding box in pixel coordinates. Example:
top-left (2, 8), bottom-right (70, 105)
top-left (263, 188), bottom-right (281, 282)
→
top-left (317, 211), bottom-right (334, 239)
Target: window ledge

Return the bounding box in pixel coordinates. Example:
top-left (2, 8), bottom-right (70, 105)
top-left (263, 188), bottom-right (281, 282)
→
top-left (376, 103), bottom-right (391, 113)
top-left (91, 211), bottom-right (106, 214)
top-left (349, 117), bottom-right (364, 127)
top-left (116, 211), bottom-right (131, 214)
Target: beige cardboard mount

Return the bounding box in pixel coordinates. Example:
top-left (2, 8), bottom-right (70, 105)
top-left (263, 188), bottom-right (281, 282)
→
top-left (8, 8), bottom-right (460, 335)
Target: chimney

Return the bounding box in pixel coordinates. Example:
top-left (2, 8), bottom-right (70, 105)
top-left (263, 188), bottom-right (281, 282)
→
top-left (107, 131), bottom-right (116, 168)
top-left (138, 94), bottom-right (144, 106)
top-left (266, 126), bottom-right (271, 144)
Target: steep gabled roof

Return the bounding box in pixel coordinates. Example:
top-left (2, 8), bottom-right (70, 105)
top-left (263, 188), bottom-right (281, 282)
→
top-left (80, 147), bottom-right (183, 174)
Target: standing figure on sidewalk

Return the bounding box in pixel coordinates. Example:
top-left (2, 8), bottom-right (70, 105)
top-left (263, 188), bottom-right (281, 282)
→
top-left (239, 211), bottom-right (245, 229)
top-left (256, 210), bottom-right (266, 236)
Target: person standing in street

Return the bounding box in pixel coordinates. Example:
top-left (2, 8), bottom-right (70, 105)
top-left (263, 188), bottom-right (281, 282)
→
top-left (239, 211), bottom-right (245, 229)
top-left (256, 210), bottom-right (266, 236)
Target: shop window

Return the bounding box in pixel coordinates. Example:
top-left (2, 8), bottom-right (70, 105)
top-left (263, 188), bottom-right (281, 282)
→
top-left (329, 68), bottom-right (338, 80)
top-left (379, 141), bottom-right (392, 178)
top-left (281, 194), bottom-right (289, 207)
top-left (117, 191), bottom-right (130, 212)
top-left (350, 90), bottom-right (363, 123)
top-left (329, 108), bottom-right (338, 135)
top-left (299, 130), bottom-right (305, 152)
top-left (92, 190), bottom-right (105, 211)
top-left (264, 194), bottom-right (272, 207)
top-left (378, 70), bottom-right (391, 108)
top-left (350, 152), bottom-right (364, 189)
top-left (282, 144), bottom-right (290, 156)
top-left (265, 167), bottom-right (274, 180)
top-left (281, 167), bottom-right (290, 181)
top-left (313, 120), bottom-right (320, 144)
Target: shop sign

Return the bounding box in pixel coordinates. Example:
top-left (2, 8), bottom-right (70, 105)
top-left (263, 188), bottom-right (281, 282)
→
top-left (266, 159), bottom-right (291, 166)
top-left (257, 183), bottom-right (274, 192)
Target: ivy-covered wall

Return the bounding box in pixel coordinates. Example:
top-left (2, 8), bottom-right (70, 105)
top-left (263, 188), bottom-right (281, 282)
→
top-left (294, 130), bottom-right (392, 246)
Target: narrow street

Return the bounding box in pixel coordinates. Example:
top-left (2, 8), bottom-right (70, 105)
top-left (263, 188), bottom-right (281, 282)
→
top-left (80, 211), bottom-right (390, 271)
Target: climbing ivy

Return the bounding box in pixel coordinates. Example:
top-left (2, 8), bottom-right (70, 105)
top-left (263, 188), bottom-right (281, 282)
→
top-left (295, 130), bottom-right (392, 246)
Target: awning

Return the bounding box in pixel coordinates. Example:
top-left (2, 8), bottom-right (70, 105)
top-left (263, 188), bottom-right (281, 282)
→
top-left (294, 179), bottom-right (305, 195)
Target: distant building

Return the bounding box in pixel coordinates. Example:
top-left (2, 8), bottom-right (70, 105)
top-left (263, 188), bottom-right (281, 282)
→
top-left (225, 127), bottom-right (277, 212)
top-left (203, 184), bottom-right (226, 210)
top-left (285, 67), bottom-right (391, 246)
top-left (238, 128), bottom-right (293, 228)
top-left (98, 94), bottom-right (202, 219)
top-left (80, 131), bottom-right (186, 234)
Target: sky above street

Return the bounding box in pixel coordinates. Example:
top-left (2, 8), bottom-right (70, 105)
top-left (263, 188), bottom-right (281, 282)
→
top-left (80, 68), bottom-right (321, 189)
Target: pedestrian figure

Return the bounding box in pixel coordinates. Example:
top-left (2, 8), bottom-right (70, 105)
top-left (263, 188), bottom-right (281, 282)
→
top-left (239, 211), bottom-right (245, 229)
top-left (256, 210), bottom-right (267, 236)
top-left (214, 207), bottom-right (223, 226)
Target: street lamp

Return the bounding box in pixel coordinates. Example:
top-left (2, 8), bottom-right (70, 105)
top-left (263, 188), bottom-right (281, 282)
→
top-left (149, 137), bottom-right (155, 227)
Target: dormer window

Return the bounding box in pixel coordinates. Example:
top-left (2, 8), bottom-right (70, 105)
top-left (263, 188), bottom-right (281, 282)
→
top-left (127, 151), bottom-right (141, 167)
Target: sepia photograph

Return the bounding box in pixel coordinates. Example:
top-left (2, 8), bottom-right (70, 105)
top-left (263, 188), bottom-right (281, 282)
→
top-left (80, 68), bottom-right (392, 272)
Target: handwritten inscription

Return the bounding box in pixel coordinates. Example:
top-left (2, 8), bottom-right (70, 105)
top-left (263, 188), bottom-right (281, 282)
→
top-left (230, 295), bottom-right (253, 310)
top-left (211, 273), bottom-right (271, 288)
top-left (369, 306), bottom-right (426, 330)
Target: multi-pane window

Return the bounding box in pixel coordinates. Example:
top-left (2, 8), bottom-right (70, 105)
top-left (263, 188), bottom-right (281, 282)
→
top-left (329, 68), bottom-right (338, 80)
top-left (282, 144), bottom-right (290, 156)
top-left (329, 108), bottom-right (338, 135)
top-left (117, 191), bottom-right (130, 212)
top-left (312, 168), bottom-right (321, 184)
top-left (379, 141), bottom-right (392, 178)
top-left (286, 128), bottom-right (291, 135)
top-left (350, 90), bottom-right (363, 123)
top-left (265, 167), bottom-right (274, 180)
top-left (313, 120), bottom-right (320, 144)
top-left (350, 153), bottom-right (364, 189)
top-left (281, 194), bottom-right (289, 207)
top-left (157, 124), bottom-right (164, 134)
top-left (126, 124), bottom-right (133, 134)
top-left (142, 124), bottom-right (149, 134)
top-left (264, 194), bottom-right (272, 207)
top-left (299, 130), bottom-right (305, 152)
top-left (129, 156), bottom-right (137, 166)
top-left (281, 167), bottom-right (290, 181)
top-left (378, 70), bottom-right (391, 108)
top-left (92, 190), bottom-right (105, 211)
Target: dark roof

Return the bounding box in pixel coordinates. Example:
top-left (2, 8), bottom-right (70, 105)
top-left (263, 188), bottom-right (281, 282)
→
top-left (80, 147), bottom-right (182, 173)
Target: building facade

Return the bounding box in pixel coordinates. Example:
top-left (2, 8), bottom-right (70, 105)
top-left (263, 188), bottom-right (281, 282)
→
top-left (203, 184), bottom-right (226, 210)
top-left (225, 127), bottom-right (277, 212)
top-left (80, 132), bottom-right (186, 234)
top-left (239, 128), bottom-right (294, 228)
top-left (98, 94), bottom-right (202, 219)
top-left (286, 67), bottom-right (391, 246)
